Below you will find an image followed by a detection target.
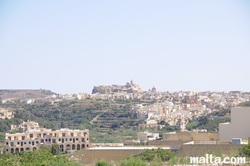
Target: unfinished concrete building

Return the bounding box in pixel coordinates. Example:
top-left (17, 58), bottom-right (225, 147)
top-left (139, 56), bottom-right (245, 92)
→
top-left (5, 128), bottom-right (90, 153)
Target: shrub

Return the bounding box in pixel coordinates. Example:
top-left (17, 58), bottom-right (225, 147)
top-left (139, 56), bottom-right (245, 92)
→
top-left (0, 149), bottom-right (80, 166)
top-left (136, 148), bottom-right (174, 162)
top-left (96, 160), bottom-right (109, 166)
top-left (120, 157), bottom-right (146, 166)
top-left (239, 143), bottom-right (250, 157)
top-left (51, 144), bottom-right (60, 155)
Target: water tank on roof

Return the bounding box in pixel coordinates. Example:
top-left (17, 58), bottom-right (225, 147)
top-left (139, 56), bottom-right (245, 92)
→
top-left (231, 138), bottom-right (242, 145)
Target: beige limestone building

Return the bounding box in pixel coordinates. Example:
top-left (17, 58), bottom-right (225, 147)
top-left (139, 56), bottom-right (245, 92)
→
top-left (5, 128), bottom-right (90, 153)
top-left (219, 107), bottom-right (250, 141)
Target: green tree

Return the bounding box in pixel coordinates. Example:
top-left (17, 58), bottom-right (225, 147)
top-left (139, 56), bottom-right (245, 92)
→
top-left (96, 160), bottom-right (109, 166)
top-left (240, 143), bottom-right (250, 157)
top-left (51, 144), bottom-right (60, 155)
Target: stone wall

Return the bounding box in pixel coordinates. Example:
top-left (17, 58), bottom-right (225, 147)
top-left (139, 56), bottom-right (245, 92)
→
top-left (163, 131), bottom-right (219, 142)
top-left (148, 140), bottom-right (186, 146)
top-left (176, 144), bottom-right (242, 157)
top-left (81, 144), bottom-right (243, 165)
top-left (82, 149), bottom-right (145, 164)
top-left (192, 132), bottom-right (219, 141)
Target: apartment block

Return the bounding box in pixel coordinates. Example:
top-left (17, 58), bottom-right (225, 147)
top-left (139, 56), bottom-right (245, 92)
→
top-left (5, 128), bottom-right (90, 153)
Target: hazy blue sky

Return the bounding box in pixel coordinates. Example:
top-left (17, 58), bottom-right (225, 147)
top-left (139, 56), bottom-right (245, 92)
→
top-left (0, 0), bottom-right (250, 94)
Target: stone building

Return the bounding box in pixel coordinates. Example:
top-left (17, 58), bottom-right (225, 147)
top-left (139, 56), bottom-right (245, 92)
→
top-left (92, 80), bottom-right (143, 94)
top-left (5, 128), bottom-right (90, 153)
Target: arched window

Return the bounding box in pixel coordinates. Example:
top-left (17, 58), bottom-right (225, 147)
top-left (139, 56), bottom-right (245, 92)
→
top-left (60, 144), bottom-right (64, 152)
top-left (72, 144), bottom-right (76, 150)
top-left (66, 144), bottom-right (71, 150)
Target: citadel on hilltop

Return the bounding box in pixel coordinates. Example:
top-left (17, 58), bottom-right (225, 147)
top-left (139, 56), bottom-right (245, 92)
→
top-left (92, 80), bottom-right (143, 94)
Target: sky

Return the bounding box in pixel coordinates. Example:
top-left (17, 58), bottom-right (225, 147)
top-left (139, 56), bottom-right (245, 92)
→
top-left (0, 0), bottom-right (250, 94)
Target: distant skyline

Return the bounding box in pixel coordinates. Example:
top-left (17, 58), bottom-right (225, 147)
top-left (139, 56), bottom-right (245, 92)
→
top-left (1, 0), bottom-right (250, 94)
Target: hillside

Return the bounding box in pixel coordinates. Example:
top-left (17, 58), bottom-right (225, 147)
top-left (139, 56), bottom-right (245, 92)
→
top-left (0, 98), bottom-right (144, 142)
top-left (0, 89), bottom-right (57, 100)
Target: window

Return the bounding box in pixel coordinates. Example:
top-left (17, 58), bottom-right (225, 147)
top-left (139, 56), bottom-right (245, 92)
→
top-left (6, 142), bottom-right (8, 145)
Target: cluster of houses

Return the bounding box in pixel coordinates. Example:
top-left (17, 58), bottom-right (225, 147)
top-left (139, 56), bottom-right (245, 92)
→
top-left (0, 108), bottom-right (14, 119)
top-left (137, 107), bottom-right (250, 146)
top-left (133, 90), bottom-right (250, 130)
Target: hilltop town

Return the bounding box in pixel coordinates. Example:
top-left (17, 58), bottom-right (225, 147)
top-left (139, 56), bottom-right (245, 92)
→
top-left (0, 81), bottom-right (249, 135)
top-left (1, 81), bottom-right (250, 165)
